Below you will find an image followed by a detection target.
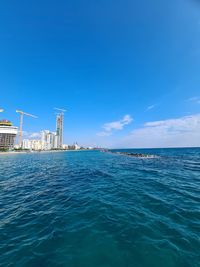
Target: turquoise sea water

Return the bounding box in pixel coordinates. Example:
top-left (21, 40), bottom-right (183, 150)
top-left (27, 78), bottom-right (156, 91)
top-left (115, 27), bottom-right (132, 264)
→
top-left (0, 148), bottom-right (200, 267)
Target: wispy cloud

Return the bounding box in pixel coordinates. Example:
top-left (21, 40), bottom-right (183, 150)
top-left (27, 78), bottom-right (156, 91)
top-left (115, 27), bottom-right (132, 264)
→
top-left (97, 114), bottom-right (133, 137)
top-left (103, 115), bottom-right (133, 131)
top-left (97, 131), bottom-right (112, 137)
top-left (146, 104), bottom-right (156, 111)
top-left (119, 114), bottom-right (200, 148)
top-left (23, 131), bottom-right (41, 139)
top-left (29, 132), bottom-right (41, 139)
top-left (188, 97), bottom-right (200, 104)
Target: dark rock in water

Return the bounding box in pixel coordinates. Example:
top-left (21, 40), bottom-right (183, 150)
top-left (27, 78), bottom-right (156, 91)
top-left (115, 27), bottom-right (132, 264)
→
top-left (105, 150), bottom-right (157, 158)
top-left (117, 152), bottom-right (154, 158)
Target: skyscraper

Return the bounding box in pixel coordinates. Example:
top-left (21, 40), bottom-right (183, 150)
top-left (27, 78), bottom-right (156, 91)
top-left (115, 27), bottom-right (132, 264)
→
top-left (56, 112), bottom-right (64, 148)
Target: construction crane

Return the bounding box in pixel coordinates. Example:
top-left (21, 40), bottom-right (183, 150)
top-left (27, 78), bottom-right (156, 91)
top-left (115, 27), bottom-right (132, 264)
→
top-left (54, 108), bottom-right (67, 113)
top-left (16, 110), bottom-right (38, 148)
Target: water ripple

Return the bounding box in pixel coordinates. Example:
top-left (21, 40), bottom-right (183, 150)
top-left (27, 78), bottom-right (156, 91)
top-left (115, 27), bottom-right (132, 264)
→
top-left (0, 148), bottom-right (200, 267)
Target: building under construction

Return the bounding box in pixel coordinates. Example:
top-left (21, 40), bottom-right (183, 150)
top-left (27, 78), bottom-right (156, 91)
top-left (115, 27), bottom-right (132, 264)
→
top-left (55, 108), bottom-right (66, 149)
top-left (56, 113), bottom-right (64, 148)
top-left (0, 120), bottom-right (18, 150)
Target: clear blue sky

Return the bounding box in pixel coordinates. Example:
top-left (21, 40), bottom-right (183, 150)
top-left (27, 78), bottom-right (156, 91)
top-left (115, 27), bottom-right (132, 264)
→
top-left (0, 0), bottom-right (200, 148)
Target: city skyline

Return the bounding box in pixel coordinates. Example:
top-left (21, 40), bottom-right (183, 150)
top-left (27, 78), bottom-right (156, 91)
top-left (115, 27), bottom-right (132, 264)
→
top-left (0, 0), bottom-right (200, 148)
top-left (1, 2), bottom-right (199, 267)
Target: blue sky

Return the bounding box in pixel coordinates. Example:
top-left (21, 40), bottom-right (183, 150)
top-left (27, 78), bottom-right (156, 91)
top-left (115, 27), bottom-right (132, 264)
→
top-left (0, 0), bottom-right (200, 147)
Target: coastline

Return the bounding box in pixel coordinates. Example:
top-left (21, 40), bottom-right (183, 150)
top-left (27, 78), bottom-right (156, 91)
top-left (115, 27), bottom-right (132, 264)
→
top-left (0, 149), bottom-right (94, 156)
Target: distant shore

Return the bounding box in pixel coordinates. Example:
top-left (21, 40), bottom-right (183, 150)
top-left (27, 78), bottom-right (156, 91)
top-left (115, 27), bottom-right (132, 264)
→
top-left (0, 149), bottom-right (95, 155)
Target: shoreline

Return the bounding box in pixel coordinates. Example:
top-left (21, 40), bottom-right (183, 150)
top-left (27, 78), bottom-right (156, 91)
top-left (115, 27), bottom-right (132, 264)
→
top-left (0, 149), bottom-right (95, 155)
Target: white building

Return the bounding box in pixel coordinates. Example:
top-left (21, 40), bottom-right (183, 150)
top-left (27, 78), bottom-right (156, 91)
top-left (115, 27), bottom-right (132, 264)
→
top-left (22, 139), bottom-right (43, 150)
top-left (74, 143), bottom-right (80, 150)
top-left (41, 130), bottom-right (57, 150)
top-left (21, 130), bottom-right (59, 151)
top-left (62, 144), bottom-right (69, 150)
top-left (0, 120), bottom-right (18, 150)
top-left (22, 139), bottom-right (32, 149)
top-left (31, 140), bottom-right (43, 150)
top-left (68, 143), bottom-right (81, 150)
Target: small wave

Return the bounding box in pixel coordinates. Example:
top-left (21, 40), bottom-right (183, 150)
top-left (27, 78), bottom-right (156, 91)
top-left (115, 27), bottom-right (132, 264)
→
top-left (0, 148), bottom-right (200, 267)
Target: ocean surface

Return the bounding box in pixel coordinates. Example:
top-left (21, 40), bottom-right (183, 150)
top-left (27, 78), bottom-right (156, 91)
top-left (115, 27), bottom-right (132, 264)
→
top-left (0, 148), bottom-right (200, 267)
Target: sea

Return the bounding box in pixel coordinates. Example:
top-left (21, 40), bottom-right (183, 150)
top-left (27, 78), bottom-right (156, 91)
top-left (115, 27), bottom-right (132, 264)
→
top-left (0, 148), bottom-right (200, 267)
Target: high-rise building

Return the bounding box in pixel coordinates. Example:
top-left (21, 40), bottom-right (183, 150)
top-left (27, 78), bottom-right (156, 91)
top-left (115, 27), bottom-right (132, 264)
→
top-left (41, 130), bottom-right (57, 150)
top-left (0, 120), bottom-right (18, 150)
top-left (56, 113), bottom-right (64, 148)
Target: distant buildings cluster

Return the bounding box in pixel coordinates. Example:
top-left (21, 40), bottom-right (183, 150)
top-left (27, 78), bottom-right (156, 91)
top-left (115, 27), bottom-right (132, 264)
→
top-left (0, 110), bottom-right (92, 151)
top-left (12, 111), bottom-right (66, 151)
top-left (22, 129), bottom-right (69, 151)
top-left (21, 137), bottom-right (82, 151)
top-left (20, 112), bottom-right (84, 151)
